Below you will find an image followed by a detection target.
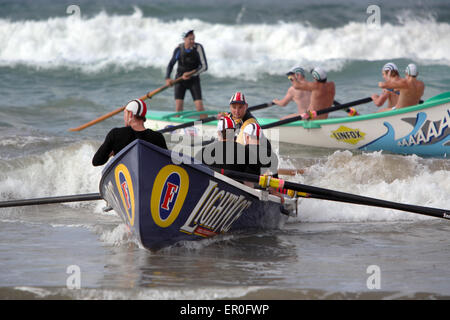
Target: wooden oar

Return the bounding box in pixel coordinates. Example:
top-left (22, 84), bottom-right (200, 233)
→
top-left (157, 102), bottom-right (274, 134)
top-left (219, 169), bottom-right (450, 220)
top-left (0, 193), bottom-right (102, 208)
top-left (68, 77), bottom-right (184, 132)
top-left (261, 97), bottom-right (372, 130)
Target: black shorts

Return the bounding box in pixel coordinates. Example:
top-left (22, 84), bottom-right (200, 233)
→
top-left (174, 75), bottom-right (202, 101)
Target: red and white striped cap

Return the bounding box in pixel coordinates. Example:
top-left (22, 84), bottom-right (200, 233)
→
top-left (217, 116), bottom-right (236, 131)
top-left (229, 91), bottom-right (247, 105)
top-left (243, 123), bottom-right (262, 138)
top-left (125, 99), bottom-right (147, 117)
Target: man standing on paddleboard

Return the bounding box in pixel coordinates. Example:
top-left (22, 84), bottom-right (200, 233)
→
top-left (165, 30), bottom-right (208, 114)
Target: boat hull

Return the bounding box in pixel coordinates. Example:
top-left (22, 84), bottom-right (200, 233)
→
top-left (146, 93), bottom-right (450, 158)
top-left (99, 140), bottom-right (293, 251)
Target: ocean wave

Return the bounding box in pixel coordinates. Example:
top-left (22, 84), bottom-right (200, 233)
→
top-left (287, 150), bottom-right (450, 222)
top-left (1, 7), bottom-right (450, 78)
top-left (0, 141), bottom-right (102, 201)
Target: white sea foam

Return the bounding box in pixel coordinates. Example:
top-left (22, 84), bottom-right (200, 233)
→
top-left (0, 141), bottom-right (102, 205)
top-left (98, 223), bottom-right (140, 248)
top-left (1, 8), bottom-right (450, 78)
top-left (69, 286), bottom-right (263, 300)
top-left (281, 151), bottom-right (450, 223)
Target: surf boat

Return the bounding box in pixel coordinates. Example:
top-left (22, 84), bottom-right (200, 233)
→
top-left (146, 92), bottom-right (450, 158)
top-left (100, 139), bottom-right (298, 251)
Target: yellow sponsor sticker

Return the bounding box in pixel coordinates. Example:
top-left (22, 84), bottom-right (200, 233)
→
top-left (114, 163), bottom-right (135, 226)
top-left (151, 165), bottom-right (189, 228)
top-left (331, 126), bottom-right (366, 145)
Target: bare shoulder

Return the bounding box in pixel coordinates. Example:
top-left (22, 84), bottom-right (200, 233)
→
top-left (326, 81), bottom-right (336, 92)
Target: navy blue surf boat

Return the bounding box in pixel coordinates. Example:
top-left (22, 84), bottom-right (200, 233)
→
top-left (100, 139), bottom-right (298, 251)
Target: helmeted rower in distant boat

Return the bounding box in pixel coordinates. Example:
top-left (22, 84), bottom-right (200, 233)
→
top-left (377, 63), bottom-right (425, 112)
top-left (287, 67), bottom-right (336, 120)
top-left (372, 62), bottom-right (401, 109)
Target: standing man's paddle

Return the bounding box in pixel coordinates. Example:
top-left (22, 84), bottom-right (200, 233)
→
top-left (68, 77), bottom-right (184, 132)
top-left (262, 97), bottom-right (372, 130)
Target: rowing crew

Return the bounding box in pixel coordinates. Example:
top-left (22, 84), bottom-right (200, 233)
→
top-left (372, 62), bottom-right (425, 112)
top-left (273, 63), bottom-right (425, 120)
top-left (92, 92), bottom-right (294, 178)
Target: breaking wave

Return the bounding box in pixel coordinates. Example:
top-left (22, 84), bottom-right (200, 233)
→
top-left (1, 7), bottom-right (450, 78)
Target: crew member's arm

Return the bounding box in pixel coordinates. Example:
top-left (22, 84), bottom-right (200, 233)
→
top-left (291, 79), bottom-right (317, 91)
top-left (190, 43), bottom-right (208, 77)
top-left (92, 129), bottom-right (116, 166)
top-left (273, 88), bottom-right (294, 106)
top-left (165, 47), bottom-right (180, 86)
top-left (379, 79), bottom-right (407, 90)
top-left (371, 90), bottom-right (389, 107)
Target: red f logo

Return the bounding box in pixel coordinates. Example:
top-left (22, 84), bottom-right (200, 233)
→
top-left (161, 182), bottom-right (179, 210)
top-left (121, 181), bottom-right (131, 210)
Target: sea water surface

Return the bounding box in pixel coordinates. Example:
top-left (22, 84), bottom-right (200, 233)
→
top-left (0, 0), bottom-right (449, 300)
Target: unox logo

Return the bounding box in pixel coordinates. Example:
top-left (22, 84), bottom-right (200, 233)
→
top-left (151, 165), bottom-right (189, 228)
top-left (114, 164), bottom-right (135, 226)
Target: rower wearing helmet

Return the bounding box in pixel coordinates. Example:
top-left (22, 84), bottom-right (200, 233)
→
top-left (217, 91), bottom-right (276, 172)
top-left (371, 62), bottom-right (400, 109)
top-left (219, 91), bottom-right (258, 145)
top-left (195, 116), bottom-right (247, 173)
top-left (92, 99), bottom-right (167, 166)
top-left (273, 66), bottom-right (311, 120)
top-left (378, 63), bottom-right (425, 111)
top-left (242, 122), bottom-right (278, 176)
top-left (288, 66), bottom-right (335, 120)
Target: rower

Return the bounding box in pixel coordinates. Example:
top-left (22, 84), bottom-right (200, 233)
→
top-left (243, 122), bottom-right (279, 177)
top-left (371, 62), bottom-right (400, 109)
top-left (219, 91), bottom-right (259, 145)
top-left (92, 99), bottom-right (167, 166)
top-left (378, 63), bottom-right (425, 112)
top-left (194, 116), bottom-right (247, 173)
top-left (273, 66), bottom-right (311, 120)
top-left (288, 67), bottom-right (336, 120)
top-left (219, 91), bottom-right (278, 171)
